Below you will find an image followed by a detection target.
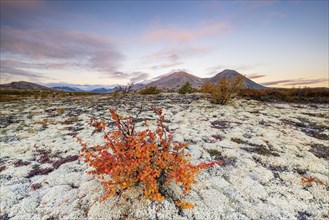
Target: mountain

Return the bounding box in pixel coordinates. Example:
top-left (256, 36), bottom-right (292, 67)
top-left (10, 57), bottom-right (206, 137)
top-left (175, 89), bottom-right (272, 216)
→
top-left (206, 69), bottom-right (266, 89)
top-left (0, 81), bottom-right (53, 91)
top-left (90, 88), bottom-right (114, 93)
top-left (131, 83), bottom-right (145, 91)
top-left (52, 86), bottom-right (86, 92)
top-left (146, 69), bottom-right (265, 90)
top-left (146, 71), bottom-right (203, 89)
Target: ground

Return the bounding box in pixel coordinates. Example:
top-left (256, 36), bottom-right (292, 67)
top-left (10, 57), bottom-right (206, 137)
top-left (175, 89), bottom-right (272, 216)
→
top-left (0, 94), bottom-right (328, 219)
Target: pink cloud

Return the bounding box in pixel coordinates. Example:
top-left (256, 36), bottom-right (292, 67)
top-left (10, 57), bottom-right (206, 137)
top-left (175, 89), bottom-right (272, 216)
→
top-left (144, 46), bottom-right (213, 70)
top-left (1, 27), bottom-right (122, 73)
top-left (143, 22), bottom-right (229, 42)
top-left (246, 73), bottom-right (267, 79)
top-left (151, 61), bottom-right (184, 70)
top-left (261, 78), bottom-right (328, 86)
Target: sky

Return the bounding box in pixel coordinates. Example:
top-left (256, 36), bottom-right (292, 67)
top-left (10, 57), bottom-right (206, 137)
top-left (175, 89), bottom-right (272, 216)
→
top-left (0, 0), bottom-right (328, 89)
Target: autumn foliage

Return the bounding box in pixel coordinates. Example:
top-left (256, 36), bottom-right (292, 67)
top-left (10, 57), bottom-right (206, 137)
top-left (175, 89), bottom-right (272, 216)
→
top-left (201, 75), bottom-right (244, 104)
top-left (78, 107), bottom-right (221, 209)
top-left (301, 175), bottom-right (324, 188)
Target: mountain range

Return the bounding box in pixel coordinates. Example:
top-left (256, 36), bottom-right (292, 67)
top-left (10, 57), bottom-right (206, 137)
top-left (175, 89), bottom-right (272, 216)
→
top-left (148, 69), bottom-right (265, 89)
top-left (0, 69), bottom-right (265, 92)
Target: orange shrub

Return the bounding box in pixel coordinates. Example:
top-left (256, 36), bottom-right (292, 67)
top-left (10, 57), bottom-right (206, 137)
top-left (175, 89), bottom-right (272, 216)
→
top-left (77, 107), bottom-right (222, 209)
top-left (200, 82), bottom-right (214, 94)
top-left (201, 75), bottom-right (244, 104)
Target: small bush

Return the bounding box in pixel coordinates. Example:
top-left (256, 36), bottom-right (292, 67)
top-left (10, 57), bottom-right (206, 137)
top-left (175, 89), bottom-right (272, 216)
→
top-left (139, 86), bottom-right (161, 95)
top-left (78, 107), bottom-right (222, 209)
top-left (201, 76), bottom-right (244, 104)
top-left (178, 82), bottom-right (193, 94)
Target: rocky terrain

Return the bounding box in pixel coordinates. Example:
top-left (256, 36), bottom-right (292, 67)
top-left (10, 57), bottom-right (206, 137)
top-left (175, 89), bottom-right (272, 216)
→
top-left (0, 94), bottom-right (328, 219)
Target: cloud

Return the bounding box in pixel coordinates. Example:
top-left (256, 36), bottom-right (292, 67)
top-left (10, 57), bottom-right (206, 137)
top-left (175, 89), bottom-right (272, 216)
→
top-left (129, 72), bottom-right (150, 83)
top-left (261, 78), bottom-right (328, 86)
top-left (151, 61), bottom-right (184, 70)
top-left (246, 73), bottom-right (267, 79)
top-left (283, 78), bottom-right (328, 86)
top-left (1, 65), bottom-right (50, 82)
top-left (1, 27), bottom-right (123, 80)
top-left (143, 22), bottom-right (229, 42)
top-left (145, 46), bottom-right (213, 70)
top-left (261, 80), bottom-right (296, 86)
top-left (103, 71), bottom-right (130, 79)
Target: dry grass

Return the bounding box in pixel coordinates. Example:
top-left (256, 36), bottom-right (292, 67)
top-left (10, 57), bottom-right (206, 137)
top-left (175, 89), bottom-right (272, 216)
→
top-left (0, 90), bottom-right (96, 102)
top-left (239, 87), bottom-right (329, 103)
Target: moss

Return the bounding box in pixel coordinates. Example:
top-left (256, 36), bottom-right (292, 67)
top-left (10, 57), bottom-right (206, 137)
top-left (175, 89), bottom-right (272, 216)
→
top-left (309, 144), bottom-right (329, 160)
top-left (206, 149), bottom-right (222, 157)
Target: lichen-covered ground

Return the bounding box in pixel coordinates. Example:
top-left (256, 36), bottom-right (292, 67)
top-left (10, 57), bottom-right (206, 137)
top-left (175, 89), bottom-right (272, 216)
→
top-left (1, 94), bottom-right (328, 219)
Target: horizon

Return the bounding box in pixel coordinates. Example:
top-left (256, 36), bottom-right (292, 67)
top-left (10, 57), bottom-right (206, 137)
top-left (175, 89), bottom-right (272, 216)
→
top-left (1, 0), bottom-right (328, 88)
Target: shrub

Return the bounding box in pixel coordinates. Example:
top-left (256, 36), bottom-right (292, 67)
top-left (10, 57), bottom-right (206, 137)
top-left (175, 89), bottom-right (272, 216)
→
top-left (78, 107), bottom-right (222, 209)
top-left (116, 82), bottom-right (134, 95)
top-left (178, 82), bottom-right (194, 94)
top-left (200, 82), bottom-right (214, 94)
top-left (201, 75), bottom-right (244, 104)
top-left (139, 86), bottom-right (161, 95)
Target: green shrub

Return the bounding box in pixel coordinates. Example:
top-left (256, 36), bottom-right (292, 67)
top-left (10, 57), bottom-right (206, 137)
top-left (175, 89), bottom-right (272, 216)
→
top-left (178, 82), bottom-right (193, 94)
top-left (139, 86), bottom-right (161, 95)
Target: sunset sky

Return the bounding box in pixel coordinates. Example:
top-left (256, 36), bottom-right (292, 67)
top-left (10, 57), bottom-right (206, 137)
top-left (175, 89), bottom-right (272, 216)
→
top-left (1, 0), bottom-right (328, 88)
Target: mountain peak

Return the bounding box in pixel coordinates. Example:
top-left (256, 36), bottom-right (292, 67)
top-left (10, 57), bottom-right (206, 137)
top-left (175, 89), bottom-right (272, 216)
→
top-left (168, 71), bottom-right (191, 77)
top-left (208, 69), bottom-right (265, 89)
top-left (148, 71), bottom-right (203, 89)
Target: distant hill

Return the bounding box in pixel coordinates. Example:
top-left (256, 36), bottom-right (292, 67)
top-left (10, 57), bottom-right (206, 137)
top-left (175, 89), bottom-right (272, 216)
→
top-left (206, 69), bottom-right (266, 89)
top-left (0, 81), bottom-right (53, 91)
top-left (146, 69), bottom-right (265, 90)
top-left (52, 86), bottom-right (86, 92)
top-left (90, 88), bottom-right (115, 93)
top-left (147, 71), bottom-right (204, 89)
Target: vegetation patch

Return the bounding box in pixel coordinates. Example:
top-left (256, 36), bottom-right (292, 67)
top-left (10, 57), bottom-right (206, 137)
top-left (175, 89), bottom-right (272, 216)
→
top-left (239, 87), bottom-right (329, 103)
top-left (139, 86), bottom-right (161, 95)
top-left (0, 166), bottom-right (6, 172)
top-left (241, 146), bottom-right (280, 157)
top-left (27, 167), bottom-right (54, 178)
top-left (309, 144), bottom-right (329, 160)
top-left (201, 75), bottom-right (244, 104)
top-left (232, 138), bottom-right (279, 157)
top-left (53, 155), bottom-right (79, 169)
top-left (13, 160), bottom-right (31, 167)
top-left (178, 82), bottom-right (194, 94)
top-left (31, 183), bottom-right (43, 191)
top-left (206, 149), bottom-right (236, 166)
top-left (211, 120), bottom-right (237, 129)
top-left (34, 148), bottom-right (53, 164)
top-left (282, 118), bottom-right (329, 140)
top-left (77, 106), bottom-right (222, 210)
top-left (0, 89), bottom-right (96, 102)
